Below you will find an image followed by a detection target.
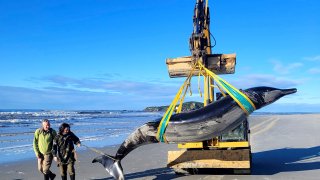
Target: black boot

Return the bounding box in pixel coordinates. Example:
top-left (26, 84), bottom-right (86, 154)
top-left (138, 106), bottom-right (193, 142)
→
top-left (61, 176), bottom-right (67, 180)
top-left (70, 174), bottom-right (75, 180)
top-left (49, 172), bottom-right (56, 180)
top-left (44, 174), bottom-right (50, 180)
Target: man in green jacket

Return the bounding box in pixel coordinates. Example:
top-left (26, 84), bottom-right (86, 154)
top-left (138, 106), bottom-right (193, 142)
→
top-left (33, 119), bottom-right (57, 180)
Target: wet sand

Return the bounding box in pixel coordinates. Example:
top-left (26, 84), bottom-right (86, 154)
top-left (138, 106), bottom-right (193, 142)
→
top-left (1, 114), bottom-right (319, 180)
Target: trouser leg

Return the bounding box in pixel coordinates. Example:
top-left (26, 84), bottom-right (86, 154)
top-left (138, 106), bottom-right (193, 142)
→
top-left (59, 163), bottom-right (67, 177)
top-left (67, 162), bottom-right (75, 176)
top-left (69, 174), bottom-right (75, 180)
top-left (38, 158), bottom-right (44, 173)
top-left (44, 173), bottom-right (49, 180)
top-left (67, 162), bottom-right (75, 180)
top-left (49, 172), bottom-right (56, 180)
top-left (42, 154), bottom-right (56, 179)
top-left (61, 175), bottom-right (67, 180)
top-left (42, 154), bottom-right (53, 175)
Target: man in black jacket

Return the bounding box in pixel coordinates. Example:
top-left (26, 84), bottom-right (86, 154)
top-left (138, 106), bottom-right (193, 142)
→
top-left (52, 123), bottom-right (81, 180)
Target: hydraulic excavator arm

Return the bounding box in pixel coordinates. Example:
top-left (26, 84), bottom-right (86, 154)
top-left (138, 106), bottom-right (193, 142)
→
top-left (189, 0), bottom-right (212, 63)
top-left (166, 0), bottom-right (235, 79)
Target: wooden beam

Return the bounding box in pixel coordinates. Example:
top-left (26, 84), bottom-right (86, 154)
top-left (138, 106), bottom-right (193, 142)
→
top-left (168, 149), bottom-right (250, 169)
top-left (166, 54), bottom-right (236, 78)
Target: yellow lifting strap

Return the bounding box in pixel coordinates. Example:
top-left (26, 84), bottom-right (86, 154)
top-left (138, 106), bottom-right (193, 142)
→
top-left (156, 73), bottom-right (193, 143)
top-left (156, 60), bottom-right (256, 143)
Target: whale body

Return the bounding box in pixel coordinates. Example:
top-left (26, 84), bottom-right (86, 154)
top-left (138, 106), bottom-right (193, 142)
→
top-left (92, 86), bottom-right (297, 180)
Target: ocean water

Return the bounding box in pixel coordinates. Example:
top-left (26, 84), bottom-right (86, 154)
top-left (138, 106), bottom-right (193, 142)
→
top-left (0, 109), bottom-right (162, 164)
top-left (1, 109), bottom-right (312, 164)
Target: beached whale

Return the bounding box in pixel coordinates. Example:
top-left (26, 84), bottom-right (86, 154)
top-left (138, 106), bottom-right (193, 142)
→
top-left (92, 86), bottom-right (297, 180)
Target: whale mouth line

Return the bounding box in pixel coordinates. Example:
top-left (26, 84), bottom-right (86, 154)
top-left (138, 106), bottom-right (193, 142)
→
top-left (282, 88), bottom-right (297, 95)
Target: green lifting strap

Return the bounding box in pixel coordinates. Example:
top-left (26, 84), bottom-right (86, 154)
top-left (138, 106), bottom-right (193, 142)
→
top-left (219, 80), bottom-right (255, 114)
top-left (157, 105), bottom-right (175, 142)
top-left (198, 61), bottom-right (256, 114)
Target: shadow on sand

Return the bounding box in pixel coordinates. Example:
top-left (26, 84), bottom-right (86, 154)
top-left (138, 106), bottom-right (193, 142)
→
top-left (92, 146), bottom-right (320, 179)
top-left (91, 167), bottom-right (177, 180)
top-left (252, 146), bottom-right (320, 175)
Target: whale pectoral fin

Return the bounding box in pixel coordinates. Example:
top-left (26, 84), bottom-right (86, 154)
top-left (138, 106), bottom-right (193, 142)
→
top-left (92, 155), bottom-right (124, 180)
top-left (145, 121), bottom-right (159, 137)
top-left (145, 130), bottom-right (156, 136)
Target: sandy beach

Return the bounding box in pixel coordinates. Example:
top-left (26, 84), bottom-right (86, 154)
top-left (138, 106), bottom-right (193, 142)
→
top-left (1, 114), bottom-right (319, 180)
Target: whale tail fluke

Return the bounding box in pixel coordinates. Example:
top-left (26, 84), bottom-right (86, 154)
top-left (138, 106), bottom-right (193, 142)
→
top-left (92, 155), bottom-right (124, 180)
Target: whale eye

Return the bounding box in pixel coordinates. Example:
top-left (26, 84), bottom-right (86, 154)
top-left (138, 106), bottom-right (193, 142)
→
top-left (251, 91), bottom-right (264, 108)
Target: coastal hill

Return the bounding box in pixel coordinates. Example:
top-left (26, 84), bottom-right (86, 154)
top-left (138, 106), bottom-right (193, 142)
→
top-left (144, 101), bottom-right (204, 112)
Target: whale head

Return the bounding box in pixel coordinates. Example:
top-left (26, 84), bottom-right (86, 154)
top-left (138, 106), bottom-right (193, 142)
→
top-left (243, 86), bottom-right (297, 110)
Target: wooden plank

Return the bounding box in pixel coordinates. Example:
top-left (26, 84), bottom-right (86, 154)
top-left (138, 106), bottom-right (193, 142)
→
top-left (168, 149), bottom-right (250, 169)
top-left (178, 142), bottom-right (203, 149)
top-left (171, 160), bottom-right (250, 169)
top-left (208, 141), bottom-right (250, 148)
top-left (166, 54), bottom-right (236, 78)
top-left (179, 141), bottom-right (250, 149)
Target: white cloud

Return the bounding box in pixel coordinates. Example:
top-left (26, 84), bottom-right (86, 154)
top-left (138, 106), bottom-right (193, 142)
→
top-left (19, 75), bottom-right (207, 109)
top-left (32, 75), bottom-right (180, 97)
top-left (0, 74), bottom-right (314, 112)
top-left (271, 60), bottom-right (303, 75)
top-left (257, 103), bottom-right (320, 113)
top-left (304, 55), bottom-right (320, 61)
top-left (308, 68), bottom-right (320, 74)
top-left (226, 74), bottom-right (301, 89)
top-left (0, 85), bottom-right (176, 110)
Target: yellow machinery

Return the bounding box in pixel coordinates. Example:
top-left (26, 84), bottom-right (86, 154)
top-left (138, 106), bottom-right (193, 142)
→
top-left (166, 0), bottom-right (251, 174)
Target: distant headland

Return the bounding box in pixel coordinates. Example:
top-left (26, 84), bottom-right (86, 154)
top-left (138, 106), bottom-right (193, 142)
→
top-left (143, 101), bottom-right (204, 112)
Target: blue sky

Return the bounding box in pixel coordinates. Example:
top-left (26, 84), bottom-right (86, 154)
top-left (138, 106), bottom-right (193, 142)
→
top-left (0, 0), bottom-right (319, 112)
